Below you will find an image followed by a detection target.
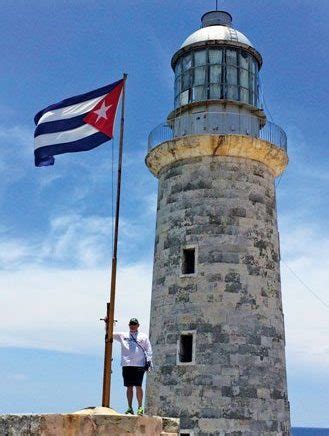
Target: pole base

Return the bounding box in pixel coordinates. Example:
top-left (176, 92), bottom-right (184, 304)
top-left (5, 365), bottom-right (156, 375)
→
top-left (72, 406), bottom-right (121, 415)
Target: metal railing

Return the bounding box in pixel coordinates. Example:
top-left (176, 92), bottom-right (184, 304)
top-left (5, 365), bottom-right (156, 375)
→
top-left (148, 112), bottom-right (287, 152)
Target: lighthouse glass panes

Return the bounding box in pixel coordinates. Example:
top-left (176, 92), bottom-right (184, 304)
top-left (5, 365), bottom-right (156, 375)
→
top-left (174, 47), bottom-right (259, 108)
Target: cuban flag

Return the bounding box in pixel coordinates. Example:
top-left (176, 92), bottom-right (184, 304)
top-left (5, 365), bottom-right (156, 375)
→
top-left (34, 79), bottom-right (124, 167)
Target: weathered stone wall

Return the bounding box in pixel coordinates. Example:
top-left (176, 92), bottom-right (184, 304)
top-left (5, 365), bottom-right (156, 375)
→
top-left (0, 413), bottom-right (179, 436)
top-left (146, 153), bottom-right (290, 435)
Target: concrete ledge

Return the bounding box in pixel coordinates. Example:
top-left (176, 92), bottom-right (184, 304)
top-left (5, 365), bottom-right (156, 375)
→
top-left (146, 134), bottom-right (288, 177)
top-left (0, 411), bottom-right (180, 436)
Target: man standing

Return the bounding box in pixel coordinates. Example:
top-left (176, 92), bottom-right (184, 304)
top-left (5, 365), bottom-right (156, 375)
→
top-left (113, 318), bottom-right (152, 415)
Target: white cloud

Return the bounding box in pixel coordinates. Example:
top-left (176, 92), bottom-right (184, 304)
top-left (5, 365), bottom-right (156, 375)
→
top-left (0, 124), bottom-right (32, 148)
top-left (4, 373), bottom-right (29, 382)
top-left (0, 217), bottom-right (108, 270)
top-left (0, 208), bottom-right (153, 354)
top-left (0, 239), bottom-right (33, 267)
top-left (0, 211), bottom-right (150, 271)
top-left (142, 193), bottom-right (158, 217)
top-left (44, 214), bottom-right (112, 268)
top-left (280, 221), bottom-right (329, 369)
top-left (0, 124), bottom-right (33, 184)
top-left (35, 173), bottom-right (63, 189)
top-left (0, 263), bottom-right (152, 354)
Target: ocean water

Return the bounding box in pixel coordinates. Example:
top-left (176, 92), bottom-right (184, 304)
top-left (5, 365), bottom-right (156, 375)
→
top-left (292, 428), bottom-right (329, 435)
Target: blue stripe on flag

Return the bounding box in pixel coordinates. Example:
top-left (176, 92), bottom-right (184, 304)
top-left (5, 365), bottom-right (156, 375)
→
top-left (34, 79), bottom-right (123, 125)
top-left (34, 131), bottom-right (109, 167)
top-left (34, 114), bottom-right (86, 137)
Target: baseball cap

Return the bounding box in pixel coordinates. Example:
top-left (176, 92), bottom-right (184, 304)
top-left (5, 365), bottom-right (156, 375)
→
top-left (129, 318), bottom-right (139, 325)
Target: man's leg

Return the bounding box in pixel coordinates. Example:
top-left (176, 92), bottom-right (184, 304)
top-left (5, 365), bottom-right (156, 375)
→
top-left (136, 386), bottom-right (143, 408)
top-left (126, 386), bottom-right (133, 408)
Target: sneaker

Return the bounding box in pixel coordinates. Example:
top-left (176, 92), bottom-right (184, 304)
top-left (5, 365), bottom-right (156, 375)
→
top-left (137, 406), bottom-right (144, 416)
top-left (125, 407), bottom-right (134, 415)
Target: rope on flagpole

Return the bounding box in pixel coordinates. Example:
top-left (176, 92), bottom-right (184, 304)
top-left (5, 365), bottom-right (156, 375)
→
top-left (111, 136), bottom-right (115, 255)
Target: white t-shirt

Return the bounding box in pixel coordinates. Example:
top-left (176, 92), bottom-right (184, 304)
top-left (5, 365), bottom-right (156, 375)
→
top-left (113, 331), bottom-right (153, 367)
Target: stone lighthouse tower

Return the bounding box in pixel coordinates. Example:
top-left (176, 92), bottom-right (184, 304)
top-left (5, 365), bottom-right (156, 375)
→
top-left (145, 10), bottom-right (290, 435)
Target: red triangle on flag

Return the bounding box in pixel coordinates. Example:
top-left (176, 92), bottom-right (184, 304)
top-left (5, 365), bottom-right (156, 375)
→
top-left (84, 80), bottom-right (124, 138)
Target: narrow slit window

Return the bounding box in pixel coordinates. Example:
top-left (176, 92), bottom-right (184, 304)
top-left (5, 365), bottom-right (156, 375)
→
top-left (179, 333), bottom-right (193, 363)
top-left (182, 248), bottom-right (195, 274)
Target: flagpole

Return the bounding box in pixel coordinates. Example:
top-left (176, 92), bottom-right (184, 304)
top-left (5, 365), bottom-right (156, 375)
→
top-left (102, 73), bottom-right (127, 408)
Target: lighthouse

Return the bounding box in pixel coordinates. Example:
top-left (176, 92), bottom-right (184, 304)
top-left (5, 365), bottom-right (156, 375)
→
top-left (145, 10), bottom-right (290, 435)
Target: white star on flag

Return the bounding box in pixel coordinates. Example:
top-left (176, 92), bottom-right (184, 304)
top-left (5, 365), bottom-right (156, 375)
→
top-left (93, 101), bottom-right (112, 122)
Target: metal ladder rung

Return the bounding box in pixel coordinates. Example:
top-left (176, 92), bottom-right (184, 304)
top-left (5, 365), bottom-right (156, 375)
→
top-left (228, 28), bottom-right (239, 42)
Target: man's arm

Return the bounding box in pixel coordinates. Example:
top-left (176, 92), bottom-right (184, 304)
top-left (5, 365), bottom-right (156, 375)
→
top-left (112, 332), bottom-right (124, 341)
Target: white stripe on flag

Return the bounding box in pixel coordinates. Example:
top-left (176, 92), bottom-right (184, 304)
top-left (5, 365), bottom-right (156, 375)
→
top-left (38, 94), bottom-right (107, 125)
top-left (34, 123), bottom-right (99, 150)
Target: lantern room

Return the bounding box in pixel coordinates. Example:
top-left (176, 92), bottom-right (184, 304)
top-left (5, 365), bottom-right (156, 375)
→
top-left (171, 11), bottom-right (263, 112)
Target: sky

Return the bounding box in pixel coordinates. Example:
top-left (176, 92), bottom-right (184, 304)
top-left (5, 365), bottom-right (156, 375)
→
top-left (0, 0), bottom-right (328, 428)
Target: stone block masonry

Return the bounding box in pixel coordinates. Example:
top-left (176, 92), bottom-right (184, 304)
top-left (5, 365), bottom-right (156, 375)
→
top-left (145, 135), bottom-right (290, 435)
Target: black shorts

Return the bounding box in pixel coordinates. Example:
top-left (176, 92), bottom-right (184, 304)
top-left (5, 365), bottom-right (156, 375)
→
top-left (122, 366), bottom-right (145, 387)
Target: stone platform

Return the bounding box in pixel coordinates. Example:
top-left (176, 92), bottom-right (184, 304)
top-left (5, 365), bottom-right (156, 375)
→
top-left (0, 407), bottom-right (179, 436)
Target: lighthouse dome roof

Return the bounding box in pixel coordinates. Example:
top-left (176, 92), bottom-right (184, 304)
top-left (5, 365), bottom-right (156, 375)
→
top-left (181, 25), bottom-right (253, 49)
